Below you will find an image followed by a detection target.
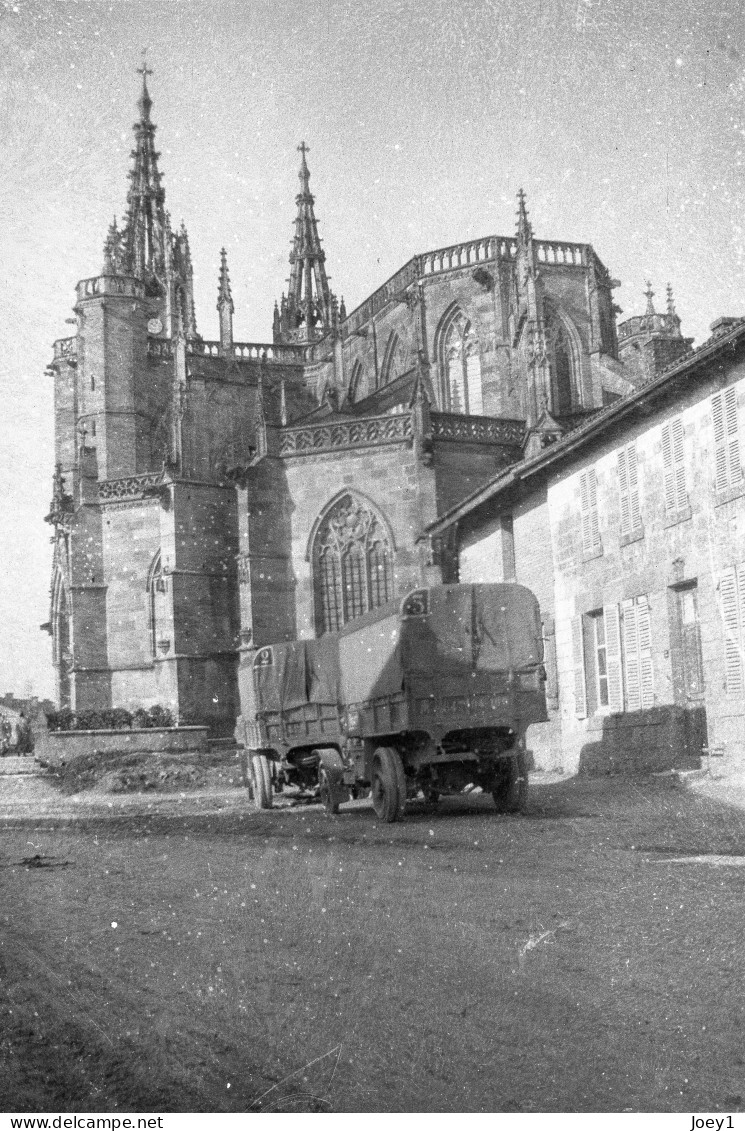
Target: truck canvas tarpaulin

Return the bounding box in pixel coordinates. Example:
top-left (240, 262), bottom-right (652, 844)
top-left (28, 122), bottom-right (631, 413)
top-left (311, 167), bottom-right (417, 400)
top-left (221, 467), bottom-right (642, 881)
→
top-left (338, 583), bottom-right (543, 704)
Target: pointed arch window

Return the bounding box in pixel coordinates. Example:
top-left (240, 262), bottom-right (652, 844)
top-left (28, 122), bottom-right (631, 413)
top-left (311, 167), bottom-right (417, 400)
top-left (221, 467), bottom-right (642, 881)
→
top-left (148, 551), bottom-right (169, 659)
top-left (440, 312), bottom-right (484, 415)
top-left (381, 333), bottom-right (403, 387)
top-left (51, 572), bottom-right (71, 709)
top-left (545, 306), bottom-right (578, 416)
top-left (349, 360), bottom-right (364, 404)
top-left (312, 494), bottom-right (394, 635)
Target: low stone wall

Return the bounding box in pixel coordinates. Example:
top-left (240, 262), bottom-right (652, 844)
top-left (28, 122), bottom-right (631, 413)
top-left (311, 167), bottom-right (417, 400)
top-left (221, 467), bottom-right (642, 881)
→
top-left (44, 726), bottom-right (209, 760)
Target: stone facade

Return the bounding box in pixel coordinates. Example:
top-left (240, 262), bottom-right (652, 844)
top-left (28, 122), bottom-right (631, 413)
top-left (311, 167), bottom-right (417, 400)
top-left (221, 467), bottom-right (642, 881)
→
top-left (430, 321), bottom-right (745, 776)
top-left (45, 76), bottom-right (685, 737)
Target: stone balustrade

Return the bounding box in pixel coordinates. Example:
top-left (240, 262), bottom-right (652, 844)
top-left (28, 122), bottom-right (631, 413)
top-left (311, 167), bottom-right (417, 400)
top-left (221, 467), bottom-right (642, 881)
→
top-left (279, 412), bottom-right (414, 456)
top-left (186, 340), bottom-right (306, 363)
top-left (98, 472), bottom-right (165, 501)
top-left (342, 258), bottom-right (421, 337)
top-left (53, 336), bottom-right (77, 360)
top-left (430, 412), bottom-right (525, 446)
top-left (534, 240), bottom-right (587, 267)
top-left (420, 236), bottom-right (508, 276)
top-left (76, 275), bottom-right (143, 299)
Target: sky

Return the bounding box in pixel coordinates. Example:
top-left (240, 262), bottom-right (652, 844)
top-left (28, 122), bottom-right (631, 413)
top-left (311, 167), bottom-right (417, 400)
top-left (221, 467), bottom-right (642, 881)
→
top-left (2, 0), bottom-right (745, 700)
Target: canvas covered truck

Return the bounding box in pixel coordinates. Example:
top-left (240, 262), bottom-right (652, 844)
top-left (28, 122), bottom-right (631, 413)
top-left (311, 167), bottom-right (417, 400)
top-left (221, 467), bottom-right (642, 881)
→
top-left (239, 582), bottom-right (547, 822)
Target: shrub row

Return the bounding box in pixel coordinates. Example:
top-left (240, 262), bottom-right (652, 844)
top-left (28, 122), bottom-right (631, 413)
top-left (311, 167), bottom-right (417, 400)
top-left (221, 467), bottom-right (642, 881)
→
top-left (46, 705), bottom-right (175, 732)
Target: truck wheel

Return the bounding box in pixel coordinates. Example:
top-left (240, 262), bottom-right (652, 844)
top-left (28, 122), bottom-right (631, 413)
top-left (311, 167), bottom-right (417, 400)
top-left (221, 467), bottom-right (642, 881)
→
top-left (318, 766), bottom-right (340, 814)
top-left (371, 747), bottom-right (406, 822)
top-left (250, 753), bottom-right (273, 810)
top-left (491, 755), bottom-right (523, 814)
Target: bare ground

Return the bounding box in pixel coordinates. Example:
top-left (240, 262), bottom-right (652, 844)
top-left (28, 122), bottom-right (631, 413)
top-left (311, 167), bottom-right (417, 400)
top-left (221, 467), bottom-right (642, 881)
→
top-left (1, 773), bottom-right (745, 1113)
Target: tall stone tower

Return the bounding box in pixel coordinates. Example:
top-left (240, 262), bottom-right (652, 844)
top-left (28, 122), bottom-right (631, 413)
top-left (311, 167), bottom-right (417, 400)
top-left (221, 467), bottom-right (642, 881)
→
top-left (617, 283), bottom-right (692, 382)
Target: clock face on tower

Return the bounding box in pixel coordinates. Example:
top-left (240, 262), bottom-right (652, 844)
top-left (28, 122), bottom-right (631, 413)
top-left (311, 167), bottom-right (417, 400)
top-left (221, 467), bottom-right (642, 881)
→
top-left (147, 317), bottom-right (163, 335)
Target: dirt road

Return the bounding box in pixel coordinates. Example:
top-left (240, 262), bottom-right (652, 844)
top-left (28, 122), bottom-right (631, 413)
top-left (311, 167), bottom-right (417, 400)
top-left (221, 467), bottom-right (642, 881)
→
top-left (1, 775), bottom-right (744, 1112)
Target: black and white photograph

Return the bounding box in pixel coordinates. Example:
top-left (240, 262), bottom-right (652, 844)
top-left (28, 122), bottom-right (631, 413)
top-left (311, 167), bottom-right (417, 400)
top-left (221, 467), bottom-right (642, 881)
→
top-left (2, 0), bottom-right (745, 1117)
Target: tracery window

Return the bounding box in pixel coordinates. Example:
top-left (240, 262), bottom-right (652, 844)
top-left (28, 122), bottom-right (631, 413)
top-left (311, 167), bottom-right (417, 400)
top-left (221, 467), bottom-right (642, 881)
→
top-left (545, 306), bottom-right (578, 416)
top-left (441, 313), bottom-right (484, 415)
top-left (312, 494), bottom-right (394, 635)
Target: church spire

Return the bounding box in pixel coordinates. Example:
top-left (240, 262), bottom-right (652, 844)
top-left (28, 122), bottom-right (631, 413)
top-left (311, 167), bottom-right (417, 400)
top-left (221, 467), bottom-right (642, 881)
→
top-left (120, 56), bottom-right (169, 284)
top-left (275, 141), bottom-right (336, 344)
top-left (217, 247), bottom-right (234, 353)
top-left (516, 188), bottom-right (533, 245)
top-left (644, 280), bottom-right (656, 315)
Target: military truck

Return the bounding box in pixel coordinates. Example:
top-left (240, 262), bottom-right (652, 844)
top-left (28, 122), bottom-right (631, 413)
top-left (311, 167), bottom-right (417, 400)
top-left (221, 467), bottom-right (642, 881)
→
top-left (239, 582), bottom-right (547, 822)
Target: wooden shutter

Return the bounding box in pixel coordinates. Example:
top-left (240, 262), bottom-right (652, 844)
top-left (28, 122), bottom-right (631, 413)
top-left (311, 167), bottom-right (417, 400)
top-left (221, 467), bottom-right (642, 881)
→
top-left (662, 418), bottom-right (687, 513)
top-left (637, 595), bottom-right (654, 709)
top-left (571, 614), bottom-right (587, 719)
top-left (713, 389), bottom-right (741, 492)
top-left (603, 604), bottom-right (624, 712)
top-left (580, 468), bottom-right (600, 553)
top-left (671, 417), bottom-right (687, 509)
top-left (618, 448), bottom-right (631, 534)
top-left (542, 620), bottom-right (558, 707)
top-left (719, 566), bottom-right (743, 694)
top-left (661, 423), bottom-right (676, 513)
top-left (622, 599), bottom-right (641, 711)
top-left (619, 443), bottom-right (641, 533)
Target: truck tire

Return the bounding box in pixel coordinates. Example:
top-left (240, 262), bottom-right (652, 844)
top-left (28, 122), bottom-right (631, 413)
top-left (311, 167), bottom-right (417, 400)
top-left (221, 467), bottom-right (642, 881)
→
top-left (318, 766), bottom-right (339, 814)
top-left (315, 747), bottom-right (345, 815)
top-left (250, 752), bottom-right (273, 810)
top-left (491, 755), bottom-right (524, 814)
top-left (371, 747), bottom-right (406, 822)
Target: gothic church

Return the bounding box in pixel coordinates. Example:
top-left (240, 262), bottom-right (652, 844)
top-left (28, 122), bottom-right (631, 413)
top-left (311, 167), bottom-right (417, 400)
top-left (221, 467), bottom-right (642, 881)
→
top-left (46, 74), bottom-right (690, 733)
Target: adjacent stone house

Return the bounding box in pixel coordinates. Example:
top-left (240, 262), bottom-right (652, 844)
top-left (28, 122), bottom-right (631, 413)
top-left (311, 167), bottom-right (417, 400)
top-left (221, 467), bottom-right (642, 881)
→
top-left (427, 319), bottom-right (745, 775)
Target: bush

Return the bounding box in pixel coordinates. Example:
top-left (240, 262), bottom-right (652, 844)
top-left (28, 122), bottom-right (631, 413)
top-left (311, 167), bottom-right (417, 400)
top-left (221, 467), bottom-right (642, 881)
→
top-left (46, 705), bottom-right (174, 732)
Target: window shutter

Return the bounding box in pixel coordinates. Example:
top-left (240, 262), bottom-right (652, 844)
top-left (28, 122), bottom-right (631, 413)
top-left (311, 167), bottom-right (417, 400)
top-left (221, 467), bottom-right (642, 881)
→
top-left (571, 614), bottom-right (587, 719)
top-left (580, 468), bottom-right (600, 553)
top-left (725, 387), bottom-right (741, 485)
top-left (542, 620), bottom-right (558, 707)
top-left (719, 566), bottom-right (743, 695)
top-left (619, 443), bottom-right (641, 532)
top-left (622, 599), bottom-right (641, 711)
top-left (603, 604), bottom-right (624, 712)
top-left (661, 423), bottom-right (676, 513)
top-left (713, 390), bottom-right (741, 491)
top-left (637, 595), bottom-right (654, 709)
top-left (671, 417), bottom-right (687, 509)
top-left (627, 444), bottom-right (641, 530)
top-left (618, 448), bottom-right (631, 534)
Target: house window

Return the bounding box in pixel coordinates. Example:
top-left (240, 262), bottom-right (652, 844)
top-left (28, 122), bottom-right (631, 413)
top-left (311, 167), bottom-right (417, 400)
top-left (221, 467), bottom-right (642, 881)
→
top-left (579, 467), bottom-right (601, 555)
top-left (571, 603), bottom-right (639, 718)
top-left (313, 494), bottom-right (394, 635)
top-left (718, 564), bottom-right (745, 695)
top-left (711, 387), bottom-right (742, 492)
top-left (440, 312), bottom-right (484, 415)
top-left (618, 443), bottom-right (642, 536)
top-left (661, 417), bottom-right (688, 513)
